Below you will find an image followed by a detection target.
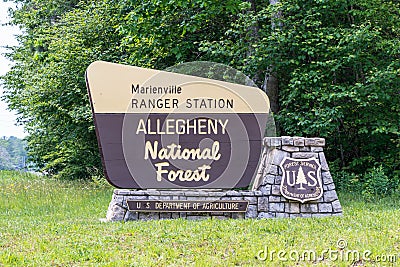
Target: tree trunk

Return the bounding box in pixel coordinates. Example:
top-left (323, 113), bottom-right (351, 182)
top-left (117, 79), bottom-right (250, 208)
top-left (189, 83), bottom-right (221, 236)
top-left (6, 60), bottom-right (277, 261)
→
top-left (244, 0), bottom-right (280, 135)
top-left (262, 0), bottom-right (281, 133)
top-left (245, 0), bottom-right (262, 85)
top-left (262, 69), bottom-right (279, 114)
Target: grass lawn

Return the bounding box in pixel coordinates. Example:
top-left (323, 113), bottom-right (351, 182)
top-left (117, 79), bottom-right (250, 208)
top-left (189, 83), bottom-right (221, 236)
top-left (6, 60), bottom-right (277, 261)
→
top-left (0, 170), bottom-right (399, 266)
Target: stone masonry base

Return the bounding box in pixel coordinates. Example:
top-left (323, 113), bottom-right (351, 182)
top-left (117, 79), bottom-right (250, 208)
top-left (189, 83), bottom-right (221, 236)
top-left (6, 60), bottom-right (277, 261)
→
top-left (106, 188), bottom-right (342, 221)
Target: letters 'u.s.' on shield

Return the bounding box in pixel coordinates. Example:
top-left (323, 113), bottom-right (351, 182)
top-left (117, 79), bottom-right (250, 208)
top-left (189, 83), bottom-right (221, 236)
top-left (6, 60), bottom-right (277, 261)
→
top-left (279, 157), bottom-right (323, 203)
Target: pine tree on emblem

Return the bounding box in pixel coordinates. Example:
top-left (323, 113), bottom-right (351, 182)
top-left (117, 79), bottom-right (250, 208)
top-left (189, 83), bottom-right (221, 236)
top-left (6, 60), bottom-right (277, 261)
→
top-left (296, 166), bottom-right (307, 190)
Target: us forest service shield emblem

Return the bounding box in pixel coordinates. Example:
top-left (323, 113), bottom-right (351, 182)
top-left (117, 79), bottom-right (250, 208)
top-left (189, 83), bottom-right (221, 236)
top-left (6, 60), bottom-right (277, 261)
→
top-left (279, 157), bottom-right (323, 203)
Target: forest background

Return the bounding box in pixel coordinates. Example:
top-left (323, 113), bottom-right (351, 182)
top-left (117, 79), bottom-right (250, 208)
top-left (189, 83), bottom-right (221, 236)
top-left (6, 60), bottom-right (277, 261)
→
top-left (1, 0), bottom-right (399, 197)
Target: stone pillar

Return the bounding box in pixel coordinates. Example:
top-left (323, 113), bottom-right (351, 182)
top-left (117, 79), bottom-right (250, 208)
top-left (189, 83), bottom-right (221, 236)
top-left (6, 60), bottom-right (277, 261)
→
top-left (255, 137), bottom-right (342, 218)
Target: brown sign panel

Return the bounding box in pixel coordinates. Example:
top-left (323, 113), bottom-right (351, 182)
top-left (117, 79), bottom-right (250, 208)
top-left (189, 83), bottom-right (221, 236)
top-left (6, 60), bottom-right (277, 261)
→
top-left (86, 61), bottom-right (270, 189)
top-left (126, 200), bottom-right (249, 212)
top-left (279, 157), bottom-right (323, 203)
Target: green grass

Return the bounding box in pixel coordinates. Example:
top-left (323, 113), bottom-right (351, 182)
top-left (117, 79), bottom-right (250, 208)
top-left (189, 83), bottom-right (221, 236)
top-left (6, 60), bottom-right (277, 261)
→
top-left (0, 171), bottom-right (399, 266)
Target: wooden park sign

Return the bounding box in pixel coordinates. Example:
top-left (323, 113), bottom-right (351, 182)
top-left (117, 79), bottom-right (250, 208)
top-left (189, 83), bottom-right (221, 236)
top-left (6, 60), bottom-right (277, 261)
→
top-left (86, 61), bottom-right (270, 189)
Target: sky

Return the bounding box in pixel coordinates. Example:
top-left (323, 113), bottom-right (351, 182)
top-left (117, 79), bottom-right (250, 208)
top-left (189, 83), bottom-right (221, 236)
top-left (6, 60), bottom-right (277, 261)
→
top-left (0, 1), bottom-right (26, 138)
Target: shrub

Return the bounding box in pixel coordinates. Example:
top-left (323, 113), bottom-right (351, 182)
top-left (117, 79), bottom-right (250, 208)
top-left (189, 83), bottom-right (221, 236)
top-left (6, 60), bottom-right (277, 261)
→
top-left (362, 166), bottom-right (390, 199)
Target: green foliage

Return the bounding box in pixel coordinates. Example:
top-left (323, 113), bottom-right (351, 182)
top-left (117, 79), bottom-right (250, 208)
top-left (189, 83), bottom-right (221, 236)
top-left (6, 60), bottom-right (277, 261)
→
top-left (1, 0), bottom-right (399, 184)
top-left (87, 166), bottom-right (112, 188)
top-left (332, 170), bottom-right (361, 193)
top-left (1, 0), bottom-right (245, 179)
top-left (119, 0), bottom-right (243, 69)
top-left (200, 0), bottom-right (400, 181)
top-left (2, 0), bottom-right (125, 178)
top-left (333, 164), bottom-right (398, 200)
top-left (362, 166), bottom-right (391, 199)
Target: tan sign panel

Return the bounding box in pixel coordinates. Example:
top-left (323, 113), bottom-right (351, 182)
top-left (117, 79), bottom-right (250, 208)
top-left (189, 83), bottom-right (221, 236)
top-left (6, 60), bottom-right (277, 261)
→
top-left (86, 61), bottom-right (269, 114)
top-left (86, 61), bottom-right (270, 189)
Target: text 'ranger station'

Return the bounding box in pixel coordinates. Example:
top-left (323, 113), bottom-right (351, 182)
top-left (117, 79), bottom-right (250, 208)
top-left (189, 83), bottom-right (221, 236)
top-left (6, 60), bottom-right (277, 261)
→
top-left (131, 84), bottom-right (234, 109)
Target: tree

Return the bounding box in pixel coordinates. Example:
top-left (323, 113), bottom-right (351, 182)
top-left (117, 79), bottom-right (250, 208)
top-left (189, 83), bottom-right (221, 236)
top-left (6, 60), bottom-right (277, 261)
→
top-left (1, 0), bottom-right (245, 179)
top-left (295, 166), bottom-right (307, 190)
top-left (2, 0), bottom-right (125, 178)
top-left (0, 146), bottom-right (13, 170)
top-left (0, 136), bottom-right (27, 170)
top-left (200, 0), bottom-right (400, 182)
top-left (269, 0), bottom-right (400, 180)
